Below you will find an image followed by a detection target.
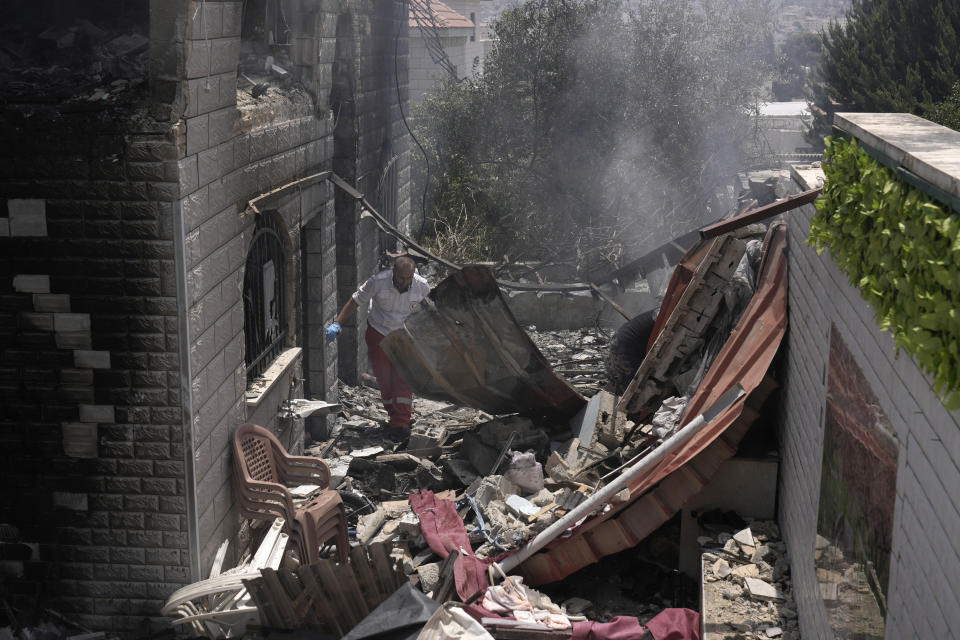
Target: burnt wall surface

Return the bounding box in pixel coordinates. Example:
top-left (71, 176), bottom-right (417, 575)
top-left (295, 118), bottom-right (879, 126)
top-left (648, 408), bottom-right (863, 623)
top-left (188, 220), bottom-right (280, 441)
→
top-left (334, 0), bottom-right (412, 385)
top-left (0, 0), bottom-right (409, 632)
top-left (779, 165), bottom-right (960, 639)
top-left (0, 108), bottom-right (189, 633)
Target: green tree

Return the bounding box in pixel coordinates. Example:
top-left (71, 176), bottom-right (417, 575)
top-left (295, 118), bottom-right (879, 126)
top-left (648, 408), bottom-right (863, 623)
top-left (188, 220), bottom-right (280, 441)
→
top-left (413, 0), bottom-right (773, 275)
top-left (773, 32), bottom-right (822, 101)
top-left (927, 81), bottom-right (960, 132)
top-left (808, 0), bottom-right (960, 145)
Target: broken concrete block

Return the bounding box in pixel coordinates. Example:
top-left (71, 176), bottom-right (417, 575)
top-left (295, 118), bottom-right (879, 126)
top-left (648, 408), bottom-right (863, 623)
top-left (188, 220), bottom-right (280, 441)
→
top-left (397, 512), bottom-right (420, 537)
top-left (764, 626), bottom-right (782, 638)
top-left (408, 425), bottom-right (447, 458)
top-left (731, 563), bottom-right (759, 579)
top-left (381, 499), bottom-right (411, 518)
top-left (733, 527), bottom-right (755, 547)
top-left (723, 538), bottom-right (739, 554)
top-left (713, 558), bottom-right (732, 578)
top-left (417, 562), bottom-right (441, 593)
top-left (356, 507), bottom-right (387, 544)
top-left (744, 577), bottom-right (783, 601)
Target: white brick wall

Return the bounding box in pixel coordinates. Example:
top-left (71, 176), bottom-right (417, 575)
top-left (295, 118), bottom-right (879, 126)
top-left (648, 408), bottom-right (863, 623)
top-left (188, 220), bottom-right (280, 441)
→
top-left (779, 168), bottom-right (960, 639)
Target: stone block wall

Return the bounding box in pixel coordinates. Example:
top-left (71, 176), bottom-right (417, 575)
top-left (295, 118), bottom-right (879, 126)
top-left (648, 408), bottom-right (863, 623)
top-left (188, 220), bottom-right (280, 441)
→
top-left (333, 0), bottom-right (411, 385)
top-left (0, 0), bottom-right (410, 633)
top-left (779, 146), bottom-right (960, 637)
top-left (0, 109), bottom-right (190, 632)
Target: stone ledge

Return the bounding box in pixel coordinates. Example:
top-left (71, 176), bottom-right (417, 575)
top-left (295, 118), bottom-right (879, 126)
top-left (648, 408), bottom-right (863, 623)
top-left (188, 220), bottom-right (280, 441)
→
top-left (245, 347), bottom-right (302, 408)
top-left (834, 112), bottom-right (960, 201)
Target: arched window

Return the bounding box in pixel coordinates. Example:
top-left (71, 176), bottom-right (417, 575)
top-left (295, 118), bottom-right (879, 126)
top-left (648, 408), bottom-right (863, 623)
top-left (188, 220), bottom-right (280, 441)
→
top-left (243, 213), bottom-right (288, 379)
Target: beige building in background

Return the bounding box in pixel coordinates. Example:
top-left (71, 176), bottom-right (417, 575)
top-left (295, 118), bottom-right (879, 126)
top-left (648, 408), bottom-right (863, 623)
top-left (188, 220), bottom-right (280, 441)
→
top-left (409, 0), bottom-right (493, 104)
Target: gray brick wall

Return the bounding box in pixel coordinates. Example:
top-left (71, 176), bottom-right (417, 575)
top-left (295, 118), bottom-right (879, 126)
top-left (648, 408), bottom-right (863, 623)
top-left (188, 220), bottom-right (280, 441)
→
top-left (332, 0), bottom-right (411, 385)
top-left (779, 167), bottom-right (960, 639)
top-left (0, 1), bottom-right (410, 631)
top-left (0, 111), bottom-right (190, 633)
top-left (178, 0), bottom-right (409, 570)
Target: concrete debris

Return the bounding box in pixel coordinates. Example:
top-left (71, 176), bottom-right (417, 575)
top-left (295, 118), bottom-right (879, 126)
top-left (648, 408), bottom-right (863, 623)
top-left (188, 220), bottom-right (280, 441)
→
top-left (702, 520), bottom-right (798, 640)
top-left (505, 494), bottom-right (540, 519)
top-left (1, 17), bottom-right (150, 110)
top-left (732, 527), bottom-right (755, 547)
top-left (282, 228), bottom-right (784, 637)
top-left (744, 577), bottom-right (783, 601)
top-left (713, 558), bottom-right (732, 578)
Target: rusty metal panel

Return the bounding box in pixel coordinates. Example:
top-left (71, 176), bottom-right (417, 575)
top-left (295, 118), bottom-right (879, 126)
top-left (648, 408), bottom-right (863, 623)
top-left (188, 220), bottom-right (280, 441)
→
top-left (381, 265), bottom-right (587, 420)
top-left (517, 223), bottom-right (788, 584)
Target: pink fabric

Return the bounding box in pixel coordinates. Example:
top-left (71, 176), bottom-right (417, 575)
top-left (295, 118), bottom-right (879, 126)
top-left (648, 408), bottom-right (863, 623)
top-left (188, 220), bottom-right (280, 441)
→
top-left (409, 490), bottom-right (491, 600)
top-left (645, 608), bottom-right (700, 640)
top-left (572, 616), bottom-right (647, 640)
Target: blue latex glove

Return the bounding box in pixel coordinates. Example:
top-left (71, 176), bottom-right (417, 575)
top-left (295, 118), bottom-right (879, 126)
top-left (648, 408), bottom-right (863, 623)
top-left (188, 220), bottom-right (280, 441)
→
top-left (325, 322), bottom-right (341, 343)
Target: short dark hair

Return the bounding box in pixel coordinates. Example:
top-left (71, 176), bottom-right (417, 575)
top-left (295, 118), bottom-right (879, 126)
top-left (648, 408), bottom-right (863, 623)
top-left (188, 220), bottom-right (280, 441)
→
top-left (393, 256), bottom-right (415, 271)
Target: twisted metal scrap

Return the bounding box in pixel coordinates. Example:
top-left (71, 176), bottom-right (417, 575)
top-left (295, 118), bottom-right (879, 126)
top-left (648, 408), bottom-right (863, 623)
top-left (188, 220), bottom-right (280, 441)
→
top-left (409, 0), bottom-right (460, 79)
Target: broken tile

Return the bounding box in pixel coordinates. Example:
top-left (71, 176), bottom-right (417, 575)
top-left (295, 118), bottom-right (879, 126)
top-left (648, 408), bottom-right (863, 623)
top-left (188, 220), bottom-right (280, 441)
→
top-left (733, 527), bottom-right (755, 547)
top-left (744, 577), bottom-right (783, 601)
top-left (505, 494), bottom-right (539, 519)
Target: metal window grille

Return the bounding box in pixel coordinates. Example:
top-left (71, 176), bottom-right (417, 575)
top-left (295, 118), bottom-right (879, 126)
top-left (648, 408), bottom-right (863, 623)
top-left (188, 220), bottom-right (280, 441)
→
top-left (244, 216), bottom-right (288, 379)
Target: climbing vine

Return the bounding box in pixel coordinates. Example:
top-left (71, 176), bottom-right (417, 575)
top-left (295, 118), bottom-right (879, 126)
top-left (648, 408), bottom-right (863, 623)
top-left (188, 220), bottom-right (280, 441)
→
top-left (809, 136), bottom-right (960, 410)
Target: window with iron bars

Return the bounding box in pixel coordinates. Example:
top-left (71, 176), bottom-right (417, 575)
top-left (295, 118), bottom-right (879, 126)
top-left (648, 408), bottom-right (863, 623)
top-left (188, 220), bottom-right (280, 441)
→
top-left (244, 214), bottom-right (289, 380)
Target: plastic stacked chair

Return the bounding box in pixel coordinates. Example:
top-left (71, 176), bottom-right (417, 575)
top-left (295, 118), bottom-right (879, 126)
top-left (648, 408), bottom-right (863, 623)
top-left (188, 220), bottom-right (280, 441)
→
top-left (232, 423), bottom-right (349, 563)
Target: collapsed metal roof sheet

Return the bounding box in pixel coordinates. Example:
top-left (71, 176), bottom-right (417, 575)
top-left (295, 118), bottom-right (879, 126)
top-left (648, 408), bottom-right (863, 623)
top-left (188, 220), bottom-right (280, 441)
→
top-left (516, 223), bottom-right (789, 584)
top-left (381, 265), bottom-right (587, 421)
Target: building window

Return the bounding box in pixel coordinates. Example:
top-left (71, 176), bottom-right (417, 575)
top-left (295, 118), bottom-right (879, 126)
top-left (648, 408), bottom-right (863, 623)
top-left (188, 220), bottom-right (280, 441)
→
top-left (470, 12), bottom-right (476, 41)
top-left (243, 213), bottom-right (289, 380)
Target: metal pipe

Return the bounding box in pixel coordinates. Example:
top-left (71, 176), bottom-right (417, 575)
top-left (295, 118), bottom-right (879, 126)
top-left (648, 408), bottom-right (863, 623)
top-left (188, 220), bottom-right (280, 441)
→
top-left (499, 383), bottom-right (746, 574)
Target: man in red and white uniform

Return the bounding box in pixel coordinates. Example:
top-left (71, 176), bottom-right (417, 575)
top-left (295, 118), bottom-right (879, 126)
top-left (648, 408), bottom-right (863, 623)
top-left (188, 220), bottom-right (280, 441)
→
top-left (325, 256), bottom-right (430, 438)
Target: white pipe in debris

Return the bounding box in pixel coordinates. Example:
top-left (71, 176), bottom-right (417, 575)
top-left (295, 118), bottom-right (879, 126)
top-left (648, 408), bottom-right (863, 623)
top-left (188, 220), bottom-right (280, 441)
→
top-left (499, 383), bottom-right (746, 574)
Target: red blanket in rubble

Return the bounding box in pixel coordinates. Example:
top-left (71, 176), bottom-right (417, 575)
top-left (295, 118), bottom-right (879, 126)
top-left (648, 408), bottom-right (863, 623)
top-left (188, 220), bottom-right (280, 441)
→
top-left (409, 490), bottom-right (700, 640)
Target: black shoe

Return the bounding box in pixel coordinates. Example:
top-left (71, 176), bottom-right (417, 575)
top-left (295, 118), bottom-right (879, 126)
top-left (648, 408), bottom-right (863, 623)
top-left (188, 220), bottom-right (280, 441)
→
top-left (384, 426), bottom-right (411, 443)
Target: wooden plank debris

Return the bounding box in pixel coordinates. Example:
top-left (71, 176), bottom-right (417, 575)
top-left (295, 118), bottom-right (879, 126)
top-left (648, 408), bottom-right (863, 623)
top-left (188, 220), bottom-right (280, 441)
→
top-left (242, 542), bottom-right (406, 634)
top-left (618, 235), bottom-right (747, 416)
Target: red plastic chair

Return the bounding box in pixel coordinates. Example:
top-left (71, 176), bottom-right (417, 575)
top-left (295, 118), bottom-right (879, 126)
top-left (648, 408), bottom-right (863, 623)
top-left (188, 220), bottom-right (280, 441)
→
top-left (232, 423), bottom-right (349, 563)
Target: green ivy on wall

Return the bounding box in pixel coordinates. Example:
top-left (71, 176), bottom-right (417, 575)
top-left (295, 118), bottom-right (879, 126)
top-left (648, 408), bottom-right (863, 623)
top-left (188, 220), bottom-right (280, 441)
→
top-left (809, 136), bottom-right (960, 410)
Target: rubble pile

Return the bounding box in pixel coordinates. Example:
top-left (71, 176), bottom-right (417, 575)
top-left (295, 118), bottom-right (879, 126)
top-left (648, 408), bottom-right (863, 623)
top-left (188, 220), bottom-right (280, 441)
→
top-left (0, 16), bottom-right (149, 108)
top-left (165, 220), bottom-right (793, 638)
top-left (701, 522), bottom-right (799, 640)
top-left (527, 327), bottom-right (609, 396)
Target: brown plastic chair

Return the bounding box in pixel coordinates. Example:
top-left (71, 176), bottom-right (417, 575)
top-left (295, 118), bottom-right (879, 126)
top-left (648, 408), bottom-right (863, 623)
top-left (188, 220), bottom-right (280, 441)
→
top-left (232, 423), bottom-right (349, 563)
